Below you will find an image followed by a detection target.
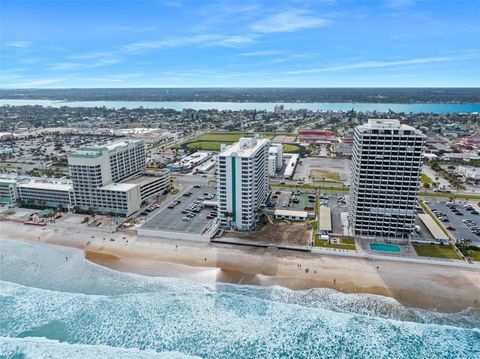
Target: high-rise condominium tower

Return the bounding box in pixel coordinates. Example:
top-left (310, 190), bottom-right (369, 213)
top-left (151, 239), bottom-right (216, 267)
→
top-left (217, 137), bottom-right (270, 231)
top-left (349, 119), bottom-right (425, 238)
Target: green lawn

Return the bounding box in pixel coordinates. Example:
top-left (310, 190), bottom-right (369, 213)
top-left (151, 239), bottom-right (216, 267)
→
top-left (0, 163), bottom-right (16, 169)
top-left (413, 244), bottom-right (460, 259)
top-left (458, 246), bottom-right (480, 262)
top-left (315, 238), bottom-right (356, 250)
top-left (467, 249), bottom-right (480, 262)
top-left (283, 144), bottom-right (300, 153)
top-left (310, 169), bottom-right (341, 182)
top-left (341, 237), bottom-right (355, 245)
top-left (186, 141), bottom-right (224, 151)
top-left (272, 183), bottom-right (349, 191)
top-left (190, 133), bottom-right (247, 142)
top-left (182, 132), bottom-right (298, 152)
top-left (420, 173), bottom-right (433, 184)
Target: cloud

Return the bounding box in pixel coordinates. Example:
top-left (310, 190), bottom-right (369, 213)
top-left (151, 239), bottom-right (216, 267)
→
top-left (238, 50), bottom-right (283, 57)
top-left (122, 34), bottom-right (256, 53)
top-left (49, 58), bottom-right (120, 71)
top-left (4, 41), bottom-right (32, 48)
top-left (69, 51), bottom-right (118, 60)
top-left (0, 78), bottom-right (62, 88)
top-left (284, 56), bottom-right (457, 74)
top-left (251, 10), bottom-right (330, 33)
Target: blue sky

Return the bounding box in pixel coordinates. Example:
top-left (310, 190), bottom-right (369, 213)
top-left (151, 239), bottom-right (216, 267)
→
top-left (1, 0), bottom-right (479, 88)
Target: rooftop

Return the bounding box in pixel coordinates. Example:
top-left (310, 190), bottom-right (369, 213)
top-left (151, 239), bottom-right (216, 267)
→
top-left (122, 175), bottom-right (168, 186)
top-left (18, 180), bottom-right (72, 192)
top-left (318, 206), bottom-right (332, 231)
top-left (77, 139), bottom-right (143, 153)
top-left (418, 213), bottom-right (448, 241)
top-left (274, 209), bottom-right (308, 218)
top-left (367, 119), bottom-right (401, 128)
top-left (220, 137), bottom-right (269, 157)
top-left (100, 183), bottom-right (139, 192)
top-left (357, 119), bottom-right (423, 135)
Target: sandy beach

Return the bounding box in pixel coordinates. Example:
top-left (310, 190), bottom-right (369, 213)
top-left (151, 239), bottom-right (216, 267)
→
top-left (1, 221), bottom-right (479, 312)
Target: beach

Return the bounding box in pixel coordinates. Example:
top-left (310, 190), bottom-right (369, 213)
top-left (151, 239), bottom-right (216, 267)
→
top-left (1, 221), bottom-right (479, 312)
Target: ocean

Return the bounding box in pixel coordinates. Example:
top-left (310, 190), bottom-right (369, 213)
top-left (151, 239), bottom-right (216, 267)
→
top-left (0, 238), bottom-right (479, 359)
top-left (1, 99), bottom-right (480, 114)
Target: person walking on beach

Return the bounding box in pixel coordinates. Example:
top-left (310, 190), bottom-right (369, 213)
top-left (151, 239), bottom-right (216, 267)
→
top-left (65, 256), bottom-right (68, 262)
top-left (333, 278), bottom-right (336, 285)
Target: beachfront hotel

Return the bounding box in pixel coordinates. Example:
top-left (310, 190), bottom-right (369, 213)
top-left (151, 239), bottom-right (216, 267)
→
top-left (68, 140), bottom-right (169, 216)
top-left (349, 119), bottom-right (425, 238)
top-left (217, 137), bottom-right (270, 230)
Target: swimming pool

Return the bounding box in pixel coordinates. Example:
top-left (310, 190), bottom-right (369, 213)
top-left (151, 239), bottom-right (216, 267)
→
top-left (369, 243), bottom-right (401, 253)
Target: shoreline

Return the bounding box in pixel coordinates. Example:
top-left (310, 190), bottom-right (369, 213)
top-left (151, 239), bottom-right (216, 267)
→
top-left (1, 221), bottom-right (479, 312)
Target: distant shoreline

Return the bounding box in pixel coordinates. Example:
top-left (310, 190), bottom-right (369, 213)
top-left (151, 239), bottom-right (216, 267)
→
top-left (1, 99), bottom-right (480, 114)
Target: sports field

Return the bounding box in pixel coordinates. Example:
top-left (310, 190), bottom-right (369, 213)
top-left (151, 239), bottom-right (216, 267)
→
top-left (182, 132), bottom-right (301, 153)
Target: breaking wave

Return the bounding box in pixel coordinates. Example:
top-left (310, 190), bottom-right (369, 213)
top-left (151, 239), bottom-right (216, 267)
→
top-left (0, 238), bottom-right (479, 359)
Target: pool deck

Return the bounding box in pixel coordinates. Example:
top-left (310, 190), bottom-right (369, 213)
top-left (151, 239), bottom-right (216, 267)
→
top-left (357, 237), bottom-right (417, 257)
top-left (369, 243), bottom-right (401, 253)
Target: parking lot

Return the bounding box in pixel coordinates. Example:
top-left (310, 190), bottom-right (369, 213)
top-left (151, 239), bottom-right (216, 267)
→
top-left (268, 188), bottom-right (348, 235)
top-left (428, 201), bottom-right (480, 244)
top-left (142, 185), bottom-right (217, 234)
top-left (270, 189), bottom-right (316, 211)
top-left (293, 157), bottom-right (351, 182)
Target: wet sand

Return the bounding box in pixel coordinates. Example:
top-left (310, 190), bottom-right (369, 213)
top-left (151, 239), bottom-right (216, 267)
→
top-left (1, 221), bottom-right (480, 312)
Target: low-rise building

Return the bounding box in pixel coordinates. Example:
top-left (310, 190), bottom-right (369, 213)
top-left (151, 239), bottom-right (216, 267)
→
top-left (0, 132), bottom-right (14, 141)
top-left (283, 154), bottom-right (299, 179)
top-left (0, 178), bottom-right (17, 205)
top-left (457, 166), bottom-right (480, 182)
top-left (17, 179), bottom-right (73, 209)
top-left (298, 129), bottom-right (335, 144)
top-left (442, 153), bottom-right (480, 162)
top-left (167, 152), bottom-right (213, 172)
top-left (274, 209), bottom-right (308, 221)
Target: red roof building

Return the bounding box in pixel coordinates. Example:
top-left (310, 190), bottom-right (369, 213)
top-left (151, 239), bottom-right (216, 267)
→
top-left (298, 129), bottom-right (335, 144)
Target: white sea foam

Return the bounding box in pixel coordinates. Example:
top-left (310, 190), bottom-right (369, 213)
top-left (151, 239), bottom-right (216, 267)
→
top-left (0, 336), bottom-right (200, 359)
top-left (0, 237), bottom-right (479, 359)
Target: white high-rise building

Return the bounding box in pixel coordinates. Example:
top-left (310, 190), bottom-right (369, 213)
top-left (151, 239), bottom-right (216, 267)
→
top-left (68, 140), bottom-right (146, 216)
top-left (217, 137), bottom-right (270, 230)
top-left (349, 119), bottom-right (425, 238)
top-left (268, 144), bottom-right (283, 176)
